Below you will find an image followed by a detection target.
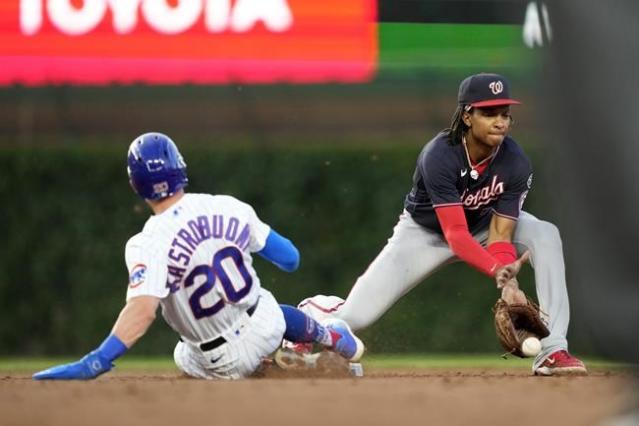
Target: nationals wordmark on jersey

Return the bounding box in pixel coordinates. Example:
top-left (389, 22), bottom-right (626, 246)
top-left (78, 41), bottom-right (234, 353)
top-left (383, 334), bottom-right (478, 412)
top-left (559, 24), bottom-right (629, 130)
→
top-left (461, 175), bottom-right (505, 209)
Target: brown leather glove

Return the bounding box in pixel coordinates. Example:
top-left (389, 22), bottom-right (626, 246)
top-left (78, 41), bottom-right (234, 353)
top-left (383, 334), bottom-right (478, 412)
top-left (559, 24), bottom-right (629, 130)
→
top-left (493, 298), bottom-right (550, 358)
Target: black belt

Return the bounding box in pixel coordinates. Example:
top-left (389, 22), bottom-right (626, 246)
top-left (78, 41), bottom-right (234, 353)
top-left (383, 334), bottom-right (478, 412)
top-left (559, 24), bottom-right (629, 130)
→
top-left (198, 298), bottom-right (259, 352)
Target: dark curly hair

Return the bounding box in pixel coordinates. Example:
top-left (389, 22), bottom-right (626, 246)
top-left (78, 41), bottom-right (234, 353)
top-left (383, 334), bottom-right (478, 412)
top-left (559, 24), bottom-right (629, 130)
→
top-left (444, 105), bottom-right (470, 146)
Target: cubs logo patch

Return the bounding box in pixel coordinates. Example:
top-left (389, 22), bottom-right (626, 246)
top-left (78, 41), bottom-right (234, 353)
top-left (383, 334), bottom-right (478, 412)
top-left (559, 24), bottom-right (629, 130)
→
top-left (129, 264), bottom-right (147, 288)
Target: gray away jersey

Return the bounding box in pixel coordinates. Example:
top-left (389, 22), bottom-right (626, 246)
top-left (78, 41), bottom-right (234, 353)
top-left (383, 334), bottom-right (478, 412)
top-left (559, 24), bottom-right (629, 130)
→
top-left (124, 193), bottom-right (271, 345)
top-left (404, 132), bottom-right (533, 234)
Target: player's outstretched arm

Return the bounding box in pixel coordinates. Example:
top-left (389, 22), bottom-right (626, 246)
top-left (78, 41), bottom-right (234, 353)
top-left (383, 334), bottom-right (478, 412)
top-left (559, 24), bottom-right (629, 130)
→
top-left (435, 205), bottom-right (502, 276)
top-left (257, 229), bottom-right (300, 272)
top-left (33, 296), bottom-right (160, 381)
top-left (494, 251), bottom-right (530, 289)
top-left (110, 295), bottom-right (161, 346)
top-left (485, 214), bottom-right (529, 303)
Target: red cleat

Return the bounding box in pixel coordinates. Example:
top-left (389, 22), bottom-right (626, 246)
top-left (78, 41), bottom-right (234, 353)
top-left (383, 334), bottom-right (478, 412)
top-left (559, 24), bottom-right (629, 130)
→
top-left (534, 350), bottom-right (587, 376)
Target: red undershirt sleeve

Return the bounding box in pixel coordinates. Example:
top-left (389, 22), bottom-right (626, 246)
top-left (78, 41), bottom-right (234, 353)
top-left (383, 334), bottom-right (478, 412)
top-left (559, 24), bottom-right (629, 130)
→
top-left (434, 205), bottom-right (502, 277)
top-left (487, 241), bottom-right (517, 265)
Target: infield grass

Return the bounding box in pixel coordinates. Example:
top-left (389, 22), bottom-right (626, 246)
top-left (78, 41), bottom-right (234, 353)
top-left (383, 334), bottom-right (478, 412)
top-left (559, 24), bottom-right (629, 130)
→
top-left (0, 354), bottom-right (629, 374)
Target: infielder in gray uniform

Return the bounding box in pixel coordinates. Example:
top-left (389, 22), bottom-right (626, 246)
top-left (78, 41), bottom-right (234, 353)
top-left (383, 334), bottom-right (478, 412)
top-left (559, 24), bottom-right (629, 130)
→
top-left (297, 73), bottom-right (586, 376)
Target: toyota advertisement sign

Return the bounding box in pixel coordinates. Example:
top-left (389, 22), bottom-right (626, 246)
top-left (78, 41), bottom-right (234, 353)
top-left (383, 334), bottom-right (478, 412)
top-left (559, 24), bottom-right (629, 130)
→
top-left (0, 0), bottom-right (377, 85)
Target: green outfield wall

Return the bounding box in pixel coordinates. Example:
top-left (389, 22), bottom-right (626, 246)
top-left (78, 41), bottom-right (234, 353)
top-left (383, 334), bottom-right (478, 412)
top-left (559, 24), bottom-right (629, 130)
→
top-left (0, 145), bottom-right (594, 356)
top-left (0, 21), bottom-right (587, 357)
top-left (1, 24), bottom-right (539, 148)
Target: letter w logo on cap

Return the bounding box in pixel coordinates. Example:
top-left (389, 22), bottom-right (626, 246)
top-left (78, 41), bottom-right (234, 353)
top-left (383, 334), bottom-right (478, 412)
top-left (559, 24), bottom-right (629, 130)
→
top-left (489, 81), bottom-right (504, 95)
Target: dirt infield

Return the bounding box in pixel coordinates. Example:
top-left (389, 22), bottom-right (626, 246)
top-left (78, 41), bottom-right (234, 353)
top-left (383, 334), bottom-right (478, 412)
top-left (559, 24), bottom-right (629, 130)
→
top-left (1, 367), bottom-right (635, 426)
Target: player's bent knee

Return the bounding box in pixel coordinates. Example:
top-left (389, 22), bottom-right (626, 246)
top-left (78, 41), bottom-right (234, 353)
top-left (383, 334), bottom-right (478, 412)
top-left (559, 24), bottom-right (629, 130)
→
top-left (518, 219), bottom-right (562, 251)
top-left (534, 221), bottom-right (562, 248)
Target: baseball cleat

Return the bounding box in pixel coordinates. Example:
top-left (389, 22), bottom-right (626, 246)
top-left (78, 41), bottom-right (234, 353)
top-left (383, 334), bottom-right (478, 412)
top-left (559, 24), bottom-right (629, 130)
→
top-left (274, 348), bottom-right (321, 370)
top-left (281, 339), bottom-right (313, 355)
top-left (324, 319), bottom-right (365, 362)
top-left (534, 350), bottom-right (587, 376)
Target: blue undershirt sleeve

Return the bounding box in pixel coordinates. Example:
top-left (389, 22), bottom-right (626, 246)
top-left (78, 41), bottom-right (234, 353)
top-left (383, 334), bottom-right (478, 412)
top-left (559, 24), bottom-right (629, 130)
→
top-left (257, 229), bottom-right (300, 272)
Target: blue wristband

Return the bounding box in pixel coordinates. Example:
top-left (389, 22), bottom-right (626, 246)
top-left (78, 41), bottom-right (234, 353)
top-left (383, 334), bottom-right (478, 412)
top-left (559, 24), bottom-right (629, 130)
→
top-left (96, 334), bottom-right (128, 363)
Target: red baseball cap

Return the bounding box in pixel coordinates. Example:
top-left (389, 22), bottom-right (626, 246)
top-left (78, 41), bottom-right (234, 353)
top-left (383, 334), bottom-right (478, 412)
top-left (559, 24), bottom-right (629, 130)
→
top-left (458, 73), bottom-right (521, 107)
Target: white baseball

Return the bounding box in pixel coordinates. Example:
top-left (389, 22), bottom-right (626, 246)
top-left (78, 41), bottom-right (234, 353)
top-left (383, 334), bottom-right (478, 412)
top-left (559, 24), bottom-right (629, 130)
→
top-left (521, 337), bottom-right (542, 357)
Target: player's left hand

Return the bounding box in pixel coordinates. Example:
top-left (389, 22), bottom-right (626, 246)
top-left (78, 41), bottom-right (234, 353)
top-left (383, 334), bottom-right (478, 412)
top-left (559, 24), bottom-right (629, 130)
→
top-left (501, 279), bottom-right (527, 305)
top-left (33, 351), bottom-right (113, 380)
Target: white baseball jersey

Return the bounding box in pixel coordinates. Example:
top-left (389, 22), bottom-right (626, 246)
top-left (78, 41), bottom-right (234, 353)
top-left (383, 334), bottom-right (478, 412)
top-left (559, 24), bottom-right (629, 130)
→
top-left (125, 193), bottom-right (271, 345)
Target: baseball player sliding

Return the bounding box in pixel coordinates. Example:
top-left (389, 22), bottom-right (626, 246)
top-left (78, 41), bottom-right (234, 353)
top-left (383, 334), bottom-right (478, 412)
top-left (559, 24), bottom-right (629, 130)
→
top-left (296, 73), bottom-right (586, 376)
top-left (33, 133), bottom-right (364, 380)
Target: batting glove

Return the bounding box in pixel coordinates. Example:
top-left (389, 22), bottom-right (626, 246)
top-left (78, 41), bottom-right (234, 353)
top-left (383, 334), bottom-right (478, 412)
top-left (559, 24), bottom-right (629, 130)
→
top-left (33, 334), bottom-right (127, 380)
top-left (32, 351), bottom-right (113, 380)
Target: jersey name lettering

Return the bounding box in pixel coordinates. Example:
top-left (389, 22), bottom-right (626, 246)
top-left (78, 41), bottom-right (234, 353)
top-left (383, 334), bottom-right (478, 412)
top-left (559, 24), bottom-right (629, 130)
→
top-left (166, 214), bottom-right (250, 292)
top-left (460, 175), bottom-right (505, 210)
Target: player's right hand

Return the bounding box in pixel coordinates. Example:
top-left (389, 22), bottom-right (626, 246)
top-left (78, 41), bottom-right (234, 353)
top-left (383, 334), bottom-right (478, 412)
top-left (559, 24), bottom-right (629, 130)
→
top-left (494, 251), bottom-right (530, 289)
top-left (32, 351), bottom-right (113, 380)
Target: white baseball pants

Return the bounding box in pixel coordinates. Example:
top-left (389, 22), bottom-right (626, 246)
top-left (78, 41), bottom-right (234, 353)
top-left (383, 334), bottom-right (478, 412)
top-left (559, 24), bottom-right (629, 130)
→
top-left (173, 288), bottom-right (286, 380)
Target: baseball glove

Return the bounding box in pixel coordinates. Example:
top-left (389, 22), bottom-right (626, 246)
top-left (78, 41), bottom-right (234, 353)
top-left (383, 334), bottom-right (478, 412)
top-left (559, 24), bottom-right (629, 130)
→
top-left (493, 298), bottom-right (550, 358)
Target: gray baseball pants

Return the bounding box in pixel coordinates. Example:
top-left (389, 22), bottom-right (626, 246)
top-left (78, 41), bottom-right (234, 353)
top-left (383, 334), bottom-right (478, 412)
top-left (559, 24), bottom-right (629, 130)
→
top-left (332, 210), bottom-right (571, 370)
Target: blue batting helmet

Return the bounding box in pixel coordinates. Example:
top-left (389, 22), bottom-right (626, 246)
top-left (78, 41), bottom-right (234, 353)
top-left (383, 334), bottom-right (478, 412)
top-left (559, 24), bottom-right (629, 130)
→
top-left (127, 132), bottom-right (188, 200)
